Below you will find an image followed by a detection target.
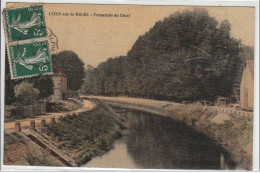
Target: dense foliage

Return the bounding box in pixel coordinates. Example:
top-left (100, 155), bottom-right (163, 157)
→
top-left (27, 75), bottom-right (54, 99)
top-left (14, 82), bottom-right (40, 106)
top-left (53, 51), bottom-right (85, 91)
top-left (81, 9), bottom-right (247, 102)
top-left (241, 46), bottom-right (254, 60)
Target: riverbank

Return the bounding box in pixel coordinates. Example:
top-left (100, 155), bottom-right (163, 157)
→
top-left (39, 103), bottom-right (123, 166)
top-left (4, 99), bottom-right (124, 167)
top-left (4, 99), bottom-right (96, 166)
top-left (4, 102), bottom-right (123, 167)
top-left (85, 95), bottom-right (253, 170)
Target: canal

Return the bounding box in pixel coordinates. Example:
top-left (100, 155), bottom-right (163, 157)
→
top-left (83, 107), bottom-right (235, 169)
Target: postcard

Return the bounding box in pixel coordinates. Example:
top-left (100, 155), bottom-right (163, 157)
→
top-left (1, 1), bottom-right (259, 171)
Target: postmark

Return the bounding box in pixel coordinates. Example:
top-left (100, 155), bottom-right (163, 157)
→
top-left (8, 40), bottom-right (53, 79)
top-left (47, 28), bottom-right (59, 55)
top-left (3, 5), bottom-right (47, 43)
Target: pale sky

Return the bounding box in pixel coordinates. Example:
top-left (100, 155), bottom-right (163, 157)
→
top-left (8, 4), bottom-right (256, 67)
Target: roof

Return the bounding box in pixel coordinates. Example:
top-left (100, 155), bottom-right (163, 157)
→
top-left (246, 60), bottom-right (254, 79)
top-left (51, 64), bottom-right (67, 77)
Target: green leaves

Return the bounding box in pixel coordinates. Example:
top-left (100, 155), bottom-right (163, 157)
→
top-left (53, 51), bottom-right (85, 91)
top-left (81, 9), bottom-right (244, 102)
top-left (28, 74), bottom-right (54, 99)
top-left (45, 105), bottom-right (120, 164)
top-left (14, 81), bottom-right (40, 105)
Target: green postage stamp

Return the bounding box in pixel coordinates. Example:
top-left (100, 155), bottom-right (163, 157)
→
top-left (4, 5), bottom-right (47, 42)
top-left (3, 5), bottom-right (52, 79)
top-left (8, 41), bottom-right (52, 78)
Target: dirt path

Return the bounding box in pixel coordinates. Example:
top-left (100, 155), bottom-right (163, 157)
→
top-left (84, 95), bottom-right (182, 108)
top-left (4, 99), bottom-right (96, 134)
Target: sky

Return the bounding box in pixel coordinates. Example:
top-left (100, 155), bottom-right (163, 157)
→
top-left (7, 3), bottom-right (256, 67)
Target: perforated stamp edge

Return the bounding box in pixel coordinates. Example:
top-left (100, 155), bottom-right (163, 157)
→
top-left (8, 40), bottom-right (53, 80)
top-left (2, 4), bottom-right (47, 43)
top-left (2, 4), bottom-right (54, 80)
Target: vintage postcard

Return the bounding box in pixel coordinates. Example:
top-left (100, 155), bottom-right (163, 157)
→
top-left (1, 0), bottom-right (259, 171)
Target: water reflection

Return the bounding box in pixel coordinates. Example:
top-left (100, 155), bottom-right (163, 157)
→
top-left (84, 140), bottom-right (137, 168)
top-left (85, 107), bottom-right (236, 169)
top-left (125, 109), bottom-right (235, 169)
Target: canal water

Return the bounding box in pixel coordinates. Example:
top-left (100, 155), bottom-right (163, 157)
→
top-left (83, 108), bottom-right (235, 169)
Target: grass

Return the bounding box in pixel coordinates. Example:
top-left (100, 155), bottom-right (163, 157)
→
top-left (196, 112), bottom-right (253, 170)
top-left (4, 133), bottom-right (62, 166)
top-left (25, 153), bottom-right (54, 166)
top-left (43, 104), bottom-right (122, 165)
top-left (4, 133), bottom-right (25, 149)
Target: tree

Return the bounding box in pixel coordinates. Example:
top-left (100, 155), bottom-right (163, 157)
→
top-left (81, 9), bottom-right (243, 102)
top-left (126, 9), bottom-right (242, 101)
top-left (241, 46), bottom-right (254, 60)
top-left (28, 75), bottom-right (54, 99)
top-left (14, 82), bottom-right (40, 105)
top-left (80, 65), bottom-right (95, 94)
top-left (53, 51), bottom-right (85, 91)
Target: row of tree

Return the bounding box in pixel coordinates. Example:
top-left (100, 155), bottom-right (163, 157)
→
top-left (5, 9), bottom-right (253, 105)
top-left (81, 9), bottom-right (253, 102)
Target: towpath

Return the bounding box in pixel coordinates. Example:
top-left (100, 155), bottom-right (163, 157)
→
top-left (4, 99), bottom-right (95, 134)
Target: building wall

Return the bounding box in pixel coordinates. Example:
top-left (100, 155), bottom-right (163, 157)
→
top-left (61, 77), bottom-right (68, 99)
top-left (240, 65), bottom-right (254, 110)
top-left (50, 75), bottom-right (68, 101)
top-left (247, 72), bottom-right (254, 108)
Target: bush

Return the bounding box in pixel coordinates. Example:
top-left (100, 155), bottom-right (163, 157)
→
top-left (14, 82), bottom-right (40, 106)
top-left (4, 133), bottom-right (25, 146)
top-left (26, 153), bottom-right (53, 166)
top-left (68, 90), bottom-right (80, 99)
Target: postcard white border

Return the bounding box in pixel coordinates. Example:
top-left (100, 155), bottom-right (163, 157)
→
top-left (1, 0), bottom-right (259, 172)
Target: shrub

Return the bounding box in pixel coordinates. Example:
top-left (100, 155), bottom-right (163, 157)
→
top-left (68, 90), bottom-right (80, 99)
top-left (14, 82), bottom-right (40, 106)
top-left (113, 130), bottom-right (123, 139)
top-left (100, 139), bottom-right (109, 151)
top-left (4, 133), bottom-right (24, 146)
top-left (26, 153), bottom-right (53, 166)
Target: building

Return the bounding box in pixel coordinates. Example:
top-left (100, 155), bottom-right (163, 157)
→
top-left (240, 60), bottom-right (254, 111)
top-left (49, 65), bottom-right (68, 101)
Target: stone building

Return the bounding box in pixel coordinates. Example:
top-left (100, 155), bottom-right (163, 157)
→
top-left (49, 65), bottom-right (68, 101)
top-left (240, 60), bottom-right (254, 111)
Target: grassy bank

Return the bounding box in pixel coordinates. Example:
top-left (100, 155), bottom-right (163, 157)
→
top-left (174, 107), bottom-right (253, 170)
top-left (4, 133), bottom-right (62, 166)
top-left (41, 104), bottom-right (123, 166)
top-left (87, 96), bottom-right (253, 170)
